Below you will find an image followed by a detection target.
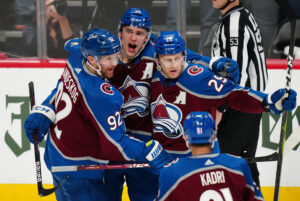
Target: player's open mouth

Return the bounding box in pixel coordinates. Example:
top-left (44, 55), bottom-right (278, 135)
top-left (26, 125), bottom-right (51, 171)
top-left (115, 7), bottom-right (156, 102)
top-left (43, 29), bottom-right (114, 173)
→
top-left (128, 44), bottom-right (137, 52)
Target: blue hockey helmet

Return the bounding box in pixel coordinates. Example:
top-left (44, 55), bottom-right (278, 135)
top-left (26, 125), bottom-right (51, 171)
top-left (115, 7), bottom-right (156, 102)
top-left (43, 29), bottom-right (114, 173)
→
top-left (119, 8), bottom-right (152, 31)
top-left (81, 28), bottom-right (120, 59)
top-left (155, 31), bottom-right (186, 55)
top-left (183, 111), bottom-right (216, 145)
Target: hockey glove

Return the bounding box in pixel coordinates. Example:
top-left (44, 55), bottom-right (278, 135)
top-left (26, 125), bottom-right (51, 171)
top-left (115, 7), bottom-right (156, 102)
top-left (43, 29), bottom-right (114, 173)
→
top-left (24, 103), bottom-right (56, 143)
top-left (141, 140), bottom-right (173, 170)
top-left (209, 56), bottom-right (240, 83)
top-left (265, 89), bottom-right (297, 114)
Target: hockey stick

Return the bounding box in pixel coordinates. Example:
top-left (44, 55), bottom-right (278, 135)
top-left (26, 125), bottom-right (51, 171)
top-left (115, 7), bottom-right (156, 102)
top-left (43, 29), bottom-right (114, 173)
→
top-left (273, 1), bottom-right (297, 201)
top-left (51, 163), bottom-right (150, 172)
top-left (51, 152), bottom-right (278, 173)
top-left (245, 152), bottom-right (279, 163)
top-left (28, 81), bottom-right (63, 197)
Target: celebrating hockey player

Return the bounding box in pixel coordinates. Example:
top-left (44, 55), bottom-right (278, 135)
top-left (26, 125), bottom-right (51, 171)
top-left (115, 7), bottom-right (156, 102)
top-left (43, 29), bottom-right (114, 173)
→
top-left (156, 111), bottom-right (264, 201)
top-left (105, 8), bottom-right (159, 201)
top-left (150, 30), bottom-right (297, 159)
top-left (106, 7), bottom-right (241, 201)
top-left (24, 28), bottom-right (172, 201)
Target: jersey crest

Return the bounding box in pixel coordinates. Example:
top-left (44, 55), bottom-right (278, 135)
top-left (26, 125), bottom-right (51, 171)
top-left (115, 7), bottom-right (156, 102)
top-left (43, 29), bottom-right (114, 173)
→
top-left (151, 95), bottom-right (183, 138)
top-left (119, 76), bottom-right (150, 118)
top-left (187, 65), bottom-right (203, 76)
top-left (100, 83), bottom-right (114, 95)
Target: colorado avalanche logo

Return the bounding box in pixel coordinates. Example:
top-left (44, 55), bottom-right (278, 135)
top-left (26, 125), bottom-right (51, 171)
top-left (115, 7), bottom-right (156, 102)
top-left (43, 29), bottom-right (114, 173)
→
top-left (151, 95), bottom-right (183, 138)
top-left (119, 76), bottom-right (150, 118)
top-left (188, 65), bottom-right (203, 76)
top-left (100, 83), bottom-right (114, 95)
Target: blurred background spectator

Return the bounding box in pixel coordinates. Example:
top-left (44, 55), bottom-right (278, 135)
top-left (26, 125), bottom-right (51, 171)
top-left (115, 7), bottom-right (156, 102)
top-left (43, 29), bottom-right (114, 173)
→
top-left (252, 0), bottom-right (300, 59)
top-left (0, 0), bottom-right (19, 30)
top-left (197, 0), bottom-right (219, 56)
top-left (87, 0), bottom-right (126, 35)
top-left (166, 0), bottom-right (191, 30)
top-left (14, 0), bottom-right (36, 30)
top-left (0, 0), bottom-right (298, 59)
top-left (165, 0), bottom-right (219, 56)
top-left (252, 0), bottom-right (281, 58)
top-left (22, 0), bottom-right (73, 58)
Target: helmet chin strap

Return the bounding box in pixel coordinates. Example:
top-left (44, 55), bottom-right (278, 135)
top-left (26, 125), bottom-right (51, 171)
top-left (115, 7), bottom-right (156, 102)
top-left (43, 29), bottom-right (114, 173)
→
top-left (219, 0), bottom-right (236, 10)
top-left (155, 59), bottom-right (164, 76)
top-left (210, 139), bottom-right (216, 149)
top-left (210, 133), bottom-right (218, 149)
top-left (86, 57), bottom-right (103, 78)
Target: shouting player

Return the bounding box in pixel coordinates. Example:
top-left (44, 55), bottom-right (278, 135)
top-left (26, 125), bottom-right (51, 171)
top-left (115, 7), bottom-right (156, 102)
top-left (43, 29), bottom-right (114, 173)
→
top-left (156, 111), bottom-right (264, 201)
top-left (106, 7), bottom-right (240, 201)
top-left (24, 28), bottom-right (172, 201)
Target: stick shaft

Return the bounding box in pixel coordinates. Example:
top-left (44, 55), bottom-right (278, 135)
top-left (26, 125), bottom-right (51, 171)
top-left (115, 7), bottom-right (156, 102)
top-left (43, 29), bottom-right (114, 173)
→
top-left (273, 18), bottom-right (296, 201)
top-left (28, 81), bottom-right (61, 197)
top-left (51, 152), bottom-right (280, 173)
top-left (29, 82), bottom-right (43, 193)
top-left (51, 163), bottom-right (150, 172)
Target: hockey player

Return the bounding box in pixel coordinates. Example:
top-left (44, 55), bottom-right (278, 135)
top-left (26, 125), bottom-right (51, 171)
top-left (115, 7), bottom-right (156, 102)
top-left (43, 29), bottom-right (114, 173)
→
top-left (24, 28), bottom-right (172, 201)
top-left (150, 30), bottom-right (297, 158)
top-left (105, 7), bottom-right (241, 201)
top-left (104, 8), bottom-right (160, 201)
top-left (156, 111), bottom-right (264, 201)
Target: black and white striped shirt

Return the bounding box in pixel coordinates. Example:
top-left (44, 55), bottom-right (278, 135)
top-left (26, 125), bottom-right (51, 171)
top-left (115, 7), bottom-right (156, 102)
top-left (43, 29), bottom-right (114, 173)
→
top-left (212, 4), bottom-right (268, 92)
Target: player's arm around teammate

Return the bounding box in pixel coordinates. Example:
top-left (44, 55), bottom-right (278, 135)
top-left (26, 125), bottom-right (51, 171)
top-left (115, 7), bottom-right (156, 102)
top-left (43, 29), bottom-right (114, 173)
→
top-left (149, 30), bottom-right (296, 159)
top-left (24, 28), bottom-right (172, 201)
top-left (154, 30), bottom-right (296, 117)
top-left (106, 7), bottom-right (241, 201)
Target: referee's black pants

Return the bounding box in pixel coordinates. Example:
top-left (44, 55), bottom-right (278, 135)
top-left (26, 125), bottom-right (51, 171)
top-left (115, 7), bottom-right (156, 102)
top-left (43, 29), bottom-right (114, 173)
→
top-left (217, 108), bottom-right (262, 187)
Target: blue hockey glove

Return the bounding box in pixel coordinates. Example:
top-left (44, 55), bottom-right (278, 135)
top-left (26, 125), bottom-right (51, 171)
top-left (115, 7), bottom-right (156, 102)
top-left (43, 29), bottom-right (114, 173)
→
top-left (142, 140), bottom-right (173, 170)
top-left (209, 56), bottom-right (240, 83)
top-left (265, 89), bottom-right (297, 114)
top-left (24, 103), bottom-right (56, 143)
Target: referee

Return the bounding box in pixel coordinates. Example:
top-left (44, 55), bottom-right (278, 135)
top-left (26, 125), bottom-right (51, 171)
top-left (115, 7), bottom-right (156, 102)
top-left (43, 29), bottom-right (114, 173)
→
top-left (211, 0), bottom-right (268, 188)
